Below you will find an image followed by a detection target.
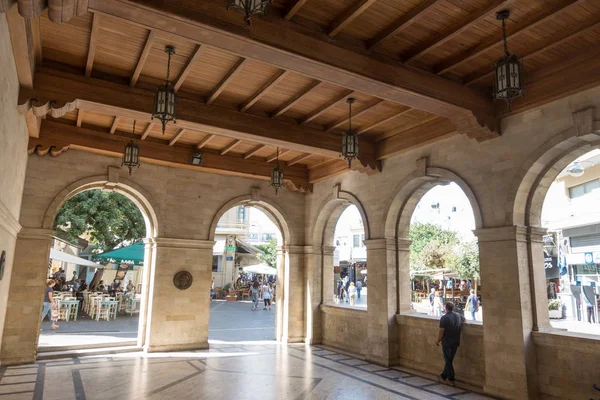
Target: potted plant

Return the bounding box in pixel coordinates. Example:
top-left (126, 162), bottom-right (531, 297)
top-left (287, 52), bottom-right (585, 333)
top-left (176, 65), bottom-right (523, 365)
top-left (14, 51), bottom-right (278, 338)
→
top-left (224, 283), bottom-right (236, 302)
top-left (548, 299), bottom-right (563, 319)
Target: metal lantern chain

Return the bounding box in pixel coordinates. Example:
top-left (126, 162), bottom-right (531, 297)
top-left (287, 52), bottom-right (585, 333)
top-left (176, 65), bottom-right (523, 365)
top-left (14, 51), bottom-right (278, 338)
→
top-left (152, 46), bottom-right (177, 135)
top-left (270, 147), bottom-right (284, 195)
top-left (492, 10), bottom-right (523, 112)
top-left (122, 120), bottom-right (141, 175)
top-left (227, 0), bottom-right (272, 27)
top-left (341, 97), bottom-right (359, 168)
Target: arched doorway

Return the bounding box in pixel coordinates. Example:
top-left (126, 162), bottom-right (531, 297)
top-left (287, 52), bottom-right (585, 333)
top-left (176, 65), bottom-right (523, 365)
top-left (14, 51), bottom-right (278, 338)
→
top-left (208, 196), bottom-right (293, 343)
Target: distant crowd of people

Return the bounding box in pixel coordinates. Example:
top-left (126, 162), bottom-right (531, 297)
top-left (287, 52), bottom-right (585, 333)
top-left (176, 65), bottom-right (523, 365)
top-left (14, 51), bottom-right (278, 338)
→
top-left (335, 275), bottom-right (364, 306)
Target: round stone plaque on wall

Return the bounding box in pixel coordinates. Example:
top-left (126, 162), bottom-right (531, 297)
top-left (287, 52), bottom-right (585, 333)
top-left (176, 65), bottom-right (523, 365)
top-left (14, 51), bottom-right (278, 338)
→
top-left (173, 270), bottom-right (193, 290)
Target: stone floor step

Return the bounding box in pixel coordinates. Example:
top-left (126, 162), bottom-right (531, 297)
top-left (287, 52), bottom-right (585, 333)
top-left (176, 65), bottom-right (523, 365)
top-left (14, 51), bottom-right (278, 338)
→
top-left (38, 340), bottom-right (137, 353)
top-left (36, 345), bottom-right (142, 361)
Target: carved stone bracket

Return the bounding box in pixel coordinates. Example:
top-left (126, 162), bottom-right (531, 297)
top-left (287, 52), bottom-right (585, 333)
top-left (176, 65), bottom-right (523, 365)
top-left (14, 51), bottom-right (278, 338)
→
top-left (0, 0), bottom-right (88, 23)
top-left (28, 142), bottom-right (70, 157)
top-left (284, 180), bottom-right (313, 194)
top-left (450, 110), bottom-right (501, 142)
top-left (18, 92), bottom-right (77, 119)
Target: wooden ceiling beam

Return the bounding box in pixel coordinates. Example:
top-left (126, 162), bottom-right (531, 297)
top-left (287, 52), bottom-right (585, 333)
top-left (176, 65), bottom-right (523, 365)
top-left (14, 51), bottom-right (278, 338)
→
top-left (140, 122), bottom-right (155, 140)
top-left (404, 0), bottom-right (514, 63)
top-left (367, 0), bottom-right (440, 50)
top-left (109, 116), bottom-right (120, 134)
top-left (284, 0), bottom-right (309, 21)
top-left (301, 90), bottom-right (354, 125)
top-left (271, 80), bottom-right (322, 118)
top-left (240, 70), bottom-right (289, 112)
top-left (326, 99), bottom-right (384, 132)
top-left (174, 44), bottom-right (205, 91)
top-left (466, 17), bottom-right (600, 86)
top-left (206, 58), bottom-right (247, 105)
top-left (76, 110), bottom-right (84, 128)
top-left (244, 144), bottom-right (266, 159)
top-left (131, 30), bottom-right (156, 87)
top-left (434, 0), bottom-right (585, 75)
top-left (196, 134), bottom-right (215, 149)
top-left (34, 120), bottom-right (312, 192)
top-left (266, 149), bottom-right (289, 163)
top-left (22, 67), bottom-right (372, 159)
top-left (85, 13), bottom-right (102, 77)
top-left (88, 0), bottom-right (498, 139)
top-left (357, 108), bottom-right (410, 134)
top-left (287, 153), bottom-right (312, 166)
top-left (328, 0), bottom-right (377, 38)
top-left (220, 139), bottom-right (242, 155)
top-left (169, 128), bottom-right (186, 146)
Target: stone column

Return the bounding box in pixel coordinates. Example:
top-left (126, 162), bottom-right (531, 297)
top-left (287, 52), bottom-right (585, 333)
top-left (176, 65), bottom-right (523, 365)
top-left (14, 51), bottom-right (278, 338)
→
top-left (276, 247), bottom-right (285, 342)
top-left (303, 245), bottom-right (322, 344)
top-left (364, 238), bottom-right (399, 366)
top-left (145, 237), bottom-right (214, 352)
top-left (1, 228), bottom-right (53, 365)
top-left (397, 238), bottom-right (412, 314)
top-left (321, 246), bottom-right (336, 305)
top-left (528, 227), bottom-right (551, 331)
top-left (285, 245), bottom-right (304, 343)
top-left (474, 226), bottom-right (539, 400)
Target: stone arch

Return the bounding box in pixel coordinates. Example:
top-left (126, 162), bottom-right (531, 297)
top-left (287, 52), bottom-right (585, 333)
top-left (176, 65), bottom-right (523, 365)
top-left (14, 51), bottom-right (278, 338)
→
top-left (384, 165), bottom-right (483, 239)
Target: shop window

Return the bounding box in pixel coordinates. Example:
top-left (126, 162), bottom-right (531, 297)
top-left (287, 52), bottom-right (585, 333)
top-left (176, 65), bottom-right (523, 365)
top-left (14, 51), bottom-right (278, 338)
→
top-left (212, 255), bottom-right (222, 272)
top-left (568, 179), bottom-right (600, 199)
top-left (353, 234), bottom-right (360, 248)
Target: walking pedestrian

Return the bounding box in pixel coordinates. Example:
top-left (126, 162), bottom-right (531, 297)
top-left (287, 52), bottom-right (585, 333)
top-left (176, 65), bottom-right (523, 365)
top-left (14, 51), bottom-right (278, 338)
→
top-left (348, 282), bottom-right (357, 306)
top-left (41, 279), bottom-right (59, 329)
top-left (251, 280), bottom-right (261, 310)
top-left (210, 277), bottom-right (215, 301)
top-left (466, 289), bottom-right (479, 321)
top-left (433, 290), bottom-right (444, 317)
top-left (356, 280), bottom-right (362, 299)
top-left (585, 294), bottom-right (595, 323)
top-left (337, 279), bottom-right (344, 302)
top-left (436, 302), bottom-right (465, 387)
top-left (429, 288), bottom-right (436, 315)
top-left (262, 282), bottom-right (273, 311)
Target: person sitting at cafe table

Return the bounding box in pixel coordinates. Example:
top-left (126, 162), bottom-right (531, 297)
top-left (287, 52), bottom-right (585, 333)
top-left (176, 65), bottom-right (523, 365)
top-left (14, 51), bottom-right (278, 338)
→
top-left (126, 279), bottom-right (135, 293)
top-left (97, 280), bottom-right (106, 292)
top-left (109, 279), bottom-right (121, 296)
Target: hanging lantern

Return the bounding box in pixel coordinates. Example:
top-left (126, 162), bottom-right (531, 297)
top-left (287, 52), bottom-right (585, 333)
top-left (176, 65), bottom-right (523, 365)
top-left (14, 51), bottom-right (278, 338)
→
top-left (493, 10), bottom-right (523, 111)
top-left (122, 121), bottom-right (140, 175)
top-left (270, 147), bottom-right (284, 195)
top-left (152, 46), bottom-right (177, 135)
top-left (227, 0), bottom-right (272, 27)
top-left (341, 97), bottom-right (359, 167)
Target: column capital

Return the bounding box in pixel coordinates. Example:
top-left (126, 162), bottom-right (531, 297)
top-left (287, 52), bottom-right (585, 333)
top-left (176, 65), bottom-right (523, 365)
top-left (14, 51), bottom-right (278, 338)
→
top-left (285, 245), bottom-right (307, 255)
top-left (527, 226), bottom-right (547, 243)
top-left (473, 225), bottom-right (528, 243)
top-left (17, 228), bottom-right (54, 240)
top-left (153, 237), bottom-right (215, 250)
top-left (364, 237), bottom-right (401, 250)
top-left (321, 245), bottom-right (336, 256)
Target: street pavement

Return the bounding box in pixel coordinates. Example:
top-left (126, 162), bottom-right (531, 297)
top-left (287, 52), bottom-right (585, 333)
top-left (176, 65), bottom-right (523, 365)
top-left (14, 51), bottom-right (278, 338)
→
top-left (209, 300), bottom-right (275, 342)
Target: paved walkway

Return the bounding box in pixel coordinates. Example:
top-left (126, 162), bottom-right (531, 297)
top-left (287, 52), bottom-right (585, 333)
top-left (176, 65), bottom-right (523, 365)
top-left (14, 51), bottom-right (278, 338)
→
top-left (208, 300), bottom-right (275, 342)
top-left (1, 343), bottom-right (494, 399)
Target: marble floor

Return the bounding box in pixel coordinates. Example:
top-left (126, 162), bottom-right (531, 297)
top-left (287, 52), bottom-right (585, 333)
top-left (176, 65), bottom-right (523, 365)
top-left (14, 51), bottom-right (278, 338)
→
top-left (1, 343), bottom-right (493, 400)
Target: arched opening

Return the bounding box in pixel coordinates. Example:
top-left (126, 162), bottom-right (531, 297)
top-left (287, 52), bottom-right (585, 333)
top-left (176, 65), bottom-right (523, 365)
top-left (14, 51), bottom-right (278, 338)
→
top-left (39, 182), bottom-right (158, 351)
top-left (407, 183), bottom-right (480, 322)
top-left (332, 205), bottom-right (367, 309)
top-left (208, 197), bottom-right (289, 343)
top-left (540, 149), bottom-right (600, 335)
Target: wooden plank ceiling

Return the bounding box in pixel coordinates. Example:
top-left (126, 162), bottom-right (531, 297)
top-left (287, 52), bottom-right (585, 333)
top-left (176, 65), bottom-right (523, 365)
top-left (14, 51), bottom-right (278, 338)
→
top-left (7, 0), bottom-right (600, 193)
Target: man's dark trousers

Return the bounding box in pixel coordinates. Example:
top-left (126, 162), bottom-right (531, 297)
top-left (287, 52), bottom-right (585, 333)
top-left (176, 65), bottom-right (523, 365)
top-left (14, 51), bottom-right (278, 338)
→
top-left (441, 343), bottom-right (459, 381)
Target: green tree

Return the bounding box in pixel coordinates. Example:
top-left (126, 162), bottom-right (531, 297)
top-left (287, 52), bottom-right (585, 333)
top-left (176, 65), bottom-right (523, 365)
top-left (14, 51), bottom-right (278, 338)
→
top-left (409, 222), bottom-right (458, 271)
top-left (453, 240), bottom-right (480, 279)
top-left (55, 190), bottom-right (146, 252)
top-left (256, 237), bottom-right (278, 268)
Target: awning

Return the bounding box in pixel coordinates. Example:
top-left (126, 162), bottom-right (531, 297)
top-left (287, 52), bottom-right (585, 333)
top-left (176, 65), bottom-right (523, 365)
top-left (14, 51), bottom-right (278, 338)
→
top-left (242, 263), bottom-right (277, 275)
top-left (94, 242), bottom-right (144, 266)
top-left (49, 248), bottom-right (101, 267)
top-left (213, 240), bottom-right (225, 255)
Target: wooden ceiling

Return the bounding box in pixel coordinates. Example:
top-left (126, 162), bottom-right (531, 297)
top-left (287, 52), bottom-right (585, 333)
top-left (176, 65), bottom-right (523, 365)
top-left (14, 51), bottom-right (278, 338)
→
top-left (5, 0), bottom-right (600, 193)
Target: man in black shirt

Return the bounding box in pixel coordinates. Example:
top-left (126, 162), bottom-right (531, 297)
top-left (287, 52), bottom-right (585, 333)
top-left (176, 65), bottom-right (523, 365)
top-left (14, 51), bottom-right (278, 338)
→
top-left (436, 302), bottom-right (465, 386)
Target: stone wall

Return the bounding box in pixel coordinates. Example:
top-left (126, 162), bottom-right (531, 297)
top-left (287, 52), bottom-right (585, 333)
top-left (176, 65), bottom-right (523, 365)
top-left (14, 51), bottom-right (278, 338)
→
top-left (321, 305), bottom-right (367, 356)
top-left (0, 14), bottom-right (30, 359)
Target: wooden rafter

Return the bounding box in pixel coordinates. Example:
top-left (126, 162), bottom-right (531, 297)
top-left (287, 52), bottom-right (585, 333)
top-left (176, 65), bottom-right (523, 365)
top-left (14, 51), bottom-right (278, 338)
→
top-left (141, 122), bottom-right (155, 140)
top-left (196, 134), bottom-right (215, 149)
top-left (435, 0), bottom-right (585, 75)
top-left (328, 0), bottom-right (377, 37)
top-left (287, 153), bottom-right (312, 166)
top-left (240, 70), bottom-right (289, 112)
top-left (131, 30), bottom-right (156, 87)
top-left (76, 110), bottom-right (85, 128)
top-left (284, 0), bottom-right (309, 20)
top-left (326, 99), bottom-right (383, 132)
top-left (301, 90), bottom-right (354, 125)
top-left (174, 45), bottom-right (204, 91)
top-left (85, 13), bottom-right (102, 77)
top-left (357, 108), bottom-right (410, 134)
top-left (266, 149), bottom-right (289, 163)
top-left (244, 144), bottom-right (266, 159)
top-left (207, 58), bottom-right (247, 105)
top-left (377, 118), bottom-right (456, 159)
top-left (466, 17), bottom-right (600, 86)
top-left (271, 81), bottom-right (322, 118)
top-left (404, 0), bottom-right (513, 63)
top-left (169, 128), bottom-right (186, 146)
top-left (109, 116), bottom-right (120, 134)
top-left (220, 139), bottom-right (242, 155)
top-left (368, 0), bottom-right (440, 50)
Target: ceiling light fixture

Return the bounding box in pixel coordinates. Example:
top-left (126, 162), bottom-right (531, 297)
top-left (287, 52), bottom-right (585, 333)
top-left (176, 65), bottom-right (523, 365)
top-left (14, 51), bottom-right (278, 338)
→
top-left (270, 147), bottom-right (284, 195)
top-left (227, 0), bottom-right (272, 27)
top-left (122, 121), bottom-right (140, 175)
top-left (341, 98), bottom-right (359, 168)
top-left (152, 46), bottom-right (177, 135)
top-left (493, 10), bottom-right (523, 111)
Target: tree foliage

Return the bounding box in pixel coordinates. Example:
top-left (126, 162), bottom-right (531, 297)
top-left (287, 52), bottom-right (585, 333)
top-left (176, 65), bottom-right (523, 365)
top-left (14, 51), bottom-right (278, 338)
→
top-left (409, 222), bottom-right (458, 271)
top-left (55, 190), bottom-right (146, 252)
top-left (256, 237), bottom-right (278, 268)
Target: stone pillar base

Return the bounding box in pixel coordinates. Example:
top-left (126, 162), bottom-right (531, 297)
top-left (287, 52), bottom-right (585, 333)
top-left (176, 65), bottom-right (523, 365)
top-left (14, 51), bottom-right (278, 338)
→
top-left (146, 343), bottom-right (209, 353)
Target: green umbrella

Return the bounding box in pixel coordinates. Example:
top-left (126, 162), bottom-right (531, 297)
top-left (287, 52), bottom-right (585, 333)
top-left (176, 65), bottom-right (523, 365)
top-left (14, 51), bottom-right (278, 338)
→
top-left (94, 242), bottom-right (145, 267)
